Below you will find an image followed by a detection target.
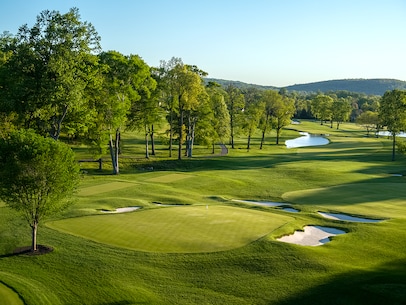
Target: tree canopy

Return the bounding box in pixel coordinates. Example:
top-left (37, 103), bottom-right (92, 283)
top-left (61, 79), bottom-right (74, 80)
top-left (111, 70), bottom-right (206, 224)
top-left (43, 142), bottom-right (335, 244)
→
top-left (0, 129), bottom-right (80, 252)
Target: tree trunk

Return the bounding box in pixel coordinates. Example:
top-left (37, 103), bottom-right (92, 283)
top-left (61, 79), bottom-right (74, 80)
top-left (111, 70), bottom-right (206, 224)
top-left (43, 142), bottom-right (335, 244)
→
top-left (276, 128), bottom-right (280, 145)
top-left (50, 104), bottom-right (69, 140)
top-left (260, 129), bottom-right (266, 150)
top-left (169, 110), bottom-right (173, 158)
top-left (109, 132), bottom-right (119, 175)
top-left (178, 108), bottom-right (184, 160)
top-left (230, 112), bottom-right (235, 149)
top-left (145, 125), bottom-right (149, 159)
top-left (247, 133), bottom-right (251, 151)
top-left (260, 113), bottom-right (269, 149)
top-left (150, 124), bottom-right (155, 155)
top-left (392, 134), bottom-right (396, 161)
top-left (31, 222), bottom-right (38, 252)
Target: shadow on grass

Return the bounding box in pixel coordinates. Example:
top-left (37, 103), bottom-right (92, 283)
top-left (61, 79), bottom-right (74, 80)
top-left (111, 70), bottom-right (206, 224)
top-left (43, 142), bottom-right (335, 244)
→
top-left (275, 259), bottom-right (406, 305)
top-left (98, 300), bottom-right (150, 305)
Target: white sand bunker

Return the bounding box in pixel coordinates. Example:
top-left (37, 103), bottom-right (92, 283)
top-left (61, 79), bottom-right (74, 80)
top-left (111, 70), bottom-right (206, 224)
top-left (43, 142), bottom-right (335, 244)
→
top-left (318, 212), bottom-right (382, 223)
top-left (101, 207), bottom-right (140, 214)
top-left (233, 199), bottom-right (287, 207)
top-left (277, 225), bottom-right (345, 246)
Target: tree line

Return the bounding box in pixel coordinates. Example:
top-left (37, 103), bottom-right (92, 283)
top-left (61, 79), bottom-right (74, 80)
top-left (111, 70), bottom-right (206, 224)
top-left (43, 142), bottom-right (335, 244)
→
top-left (1, 8), bottom-right (406, 170)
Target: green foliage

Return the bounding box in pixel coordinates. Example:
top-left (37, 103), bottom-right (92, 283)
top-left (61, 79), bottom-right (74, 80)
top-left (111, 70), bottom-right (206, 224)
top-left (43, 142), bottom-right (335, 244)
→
top-left (0, 8), bottom-right (100, 140)
top-left (0, 129), bottom-right (80, 250)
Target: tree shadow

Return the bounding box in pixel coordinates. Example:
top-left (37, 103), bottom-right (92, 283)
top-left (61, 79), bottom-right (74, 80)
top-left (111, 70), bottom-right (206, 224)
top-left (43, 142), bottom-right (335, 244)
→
top-left (275, 259), bottom-right (406, 305)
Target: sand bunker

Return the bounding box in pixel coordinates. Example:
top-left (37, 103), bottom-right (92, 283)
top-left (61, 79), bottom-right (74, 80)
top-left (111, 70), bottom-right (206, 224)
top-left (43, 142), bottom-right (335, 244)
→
top-left (101, 207), bottom-right (140, 214)
top-left (277, 225), bottom-right (345, 246)
top-left (233, 199), bottom-right (287, 207)
top-left (318, 212), bottom-right (382, 223)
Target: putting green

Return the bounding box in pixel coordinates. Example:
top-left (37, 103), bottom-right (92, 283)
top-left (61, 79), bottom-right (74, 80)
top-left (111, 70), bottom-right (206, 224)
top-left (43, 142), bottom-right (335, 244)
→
top-left (79, 181), bottom-right (136, 196)
top-left (48, 205), bottom-right (293, 253)
top-left (146, 173), bottom-right (191, 183)
top-left (0, 283), bottom-right (24, 305)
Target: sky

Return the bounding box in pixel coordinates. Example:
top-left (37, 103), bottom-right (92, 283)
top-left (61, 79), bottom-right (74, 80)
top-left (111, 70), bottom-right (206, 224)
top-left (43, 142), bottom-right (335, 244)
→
top-left (1, 0), bottom-right (405, 87)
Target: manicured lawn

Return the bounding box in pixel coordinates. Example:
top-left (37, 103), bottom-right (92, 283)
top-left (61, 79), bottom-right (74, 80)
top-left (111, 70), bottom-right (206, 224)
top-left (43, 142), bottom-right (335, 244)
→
top-left (48, 205), bottom-right (293, 252)
top-left (0, 281), bottom-right (24, 305)
top-left (0, 120), bottom-right (405, 304)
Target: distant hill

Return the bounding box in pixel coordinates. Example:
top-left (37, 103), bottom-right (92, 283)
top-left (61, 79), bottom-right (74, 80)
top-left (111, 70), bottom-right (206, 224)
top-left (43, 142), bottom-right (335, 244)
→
top-left (205, 78), bottom-right (406, 96)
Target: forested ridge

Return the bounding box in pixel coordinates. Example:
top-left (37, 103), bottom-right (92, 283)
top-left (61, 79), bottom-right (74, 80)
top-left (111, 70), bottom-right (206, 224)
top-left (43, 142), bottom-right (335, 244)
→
top-left (206, 78), bottom-right (406, 96)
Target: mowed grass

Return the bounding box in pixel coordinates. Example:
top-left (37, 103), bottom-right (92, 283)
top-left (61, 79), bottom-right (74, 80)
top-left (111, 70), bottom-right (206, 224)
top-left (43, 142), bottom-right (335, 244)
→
top-left (0, 282), bottom-right (24, 305)
top-left (48, 205), bottom-right (293, 252)
top-left (0, 120), bottom-right (406, 304)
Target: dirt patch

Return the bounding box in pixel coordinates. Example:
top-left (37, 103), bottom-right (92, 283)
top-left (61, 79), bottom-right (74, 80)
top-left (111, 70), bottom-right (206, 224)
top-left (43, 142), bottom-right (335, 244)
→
top-left (13, 245), bottom-right (53, 256)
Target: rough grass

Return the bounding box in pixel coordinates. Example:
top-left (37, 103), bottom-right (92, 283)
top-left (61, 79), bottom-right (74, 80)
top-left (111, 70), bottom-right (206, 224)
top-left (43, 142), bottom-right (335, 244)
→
top-left (0, 120), bottom-right (405, 304)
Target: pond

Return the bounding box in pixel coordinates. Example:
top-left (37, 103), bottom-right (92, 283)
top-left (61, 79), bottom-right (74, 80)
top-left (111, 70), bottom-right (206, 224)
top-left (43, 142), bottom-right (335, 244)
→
top-left (376, 131), bottom-right (406, 137)
top-left (318, 212), bottom-right (382, 223)
top-left (285, 132), bottom-right (329, 148)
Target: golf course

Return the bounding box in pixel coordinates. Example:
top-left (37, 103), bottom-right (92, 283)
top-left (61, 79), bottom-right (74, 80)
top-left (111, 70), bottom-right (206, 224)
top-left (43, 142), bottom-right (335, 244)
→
top-left (0, 120), bottom-right (405, 304)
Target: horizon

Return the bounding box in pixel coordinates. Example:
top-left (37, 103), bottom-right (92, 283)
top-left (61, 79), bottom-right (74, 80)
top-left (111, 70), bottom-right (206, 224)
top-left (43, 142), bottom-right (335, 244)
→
top-left (206, 77), bottom-right (406, 89)
top-left (1, 0), bottom-right (405, 87)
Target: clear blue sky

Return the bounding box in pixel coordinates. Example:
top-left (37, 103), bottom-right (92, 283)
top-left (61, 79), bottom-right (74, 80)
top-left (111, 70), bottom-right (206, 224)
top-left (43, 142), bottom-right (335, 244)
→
top-left (1, 0), bottom-right (405, 87)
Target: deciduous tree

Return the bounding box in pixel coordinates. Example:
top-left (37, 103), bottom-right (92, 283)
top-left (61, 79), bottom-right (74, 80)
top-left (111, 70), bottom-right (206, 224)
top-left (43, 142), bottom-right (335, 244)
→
top-left (0, 8), bottom-right (100, 140)
top-left (0, 129), bottom-right (80, 252)
top-left (379, 89), bottom-right (406, 161)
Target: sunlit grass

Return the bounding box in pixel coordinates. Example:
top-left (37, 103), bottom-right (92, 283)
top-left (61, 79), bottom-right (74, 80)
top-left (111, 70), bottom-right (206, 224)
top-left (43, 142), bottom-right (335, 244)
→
top-left (0, 120), bottom-right (405, 304)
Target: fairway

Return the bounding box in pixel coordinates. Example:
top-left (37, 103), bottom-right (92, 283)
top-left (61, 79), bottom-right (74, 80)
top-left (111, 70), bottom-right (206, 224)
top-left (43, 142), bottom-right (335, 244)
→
top-left (0, 282), bottom-right (24, 305)
top-left (79, 181), bottom-right (136, 196)
top-left (283, 183), bottom-right (406, 218)
top-left (146, 173), bottom-right (191, 183)
top-left (48, 205), bottom-right (293, 253)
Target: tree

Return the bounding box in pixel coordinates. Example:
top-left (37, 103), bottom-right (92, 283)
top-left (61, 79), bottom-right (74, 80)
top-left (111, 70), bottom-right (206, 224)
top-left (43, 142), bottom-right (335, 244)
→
top-left (272, 96), bottom-right (295, 144)
top-left (331, 97), bottom-right (352, 129)
top-left (356, 111), bottom-right (379, 136)
top-left (259, 90), bottom-right (281, 149)
top-left (225, 85), bottom-right (245, 149)
top-left (158, 60), bottom-right (206, 160)
top-left (0, 8), bottom-right (100, 140)
top-left (0, 129), bottom-right (80, 252)
top-left (379, 89), bottom-right (406, 161)
top-left (311, 94), bottom-right (333, 125)
top-left (242, 100), bottom-right (265, 151)
top-left (206, 82), bottom-right (230, 153)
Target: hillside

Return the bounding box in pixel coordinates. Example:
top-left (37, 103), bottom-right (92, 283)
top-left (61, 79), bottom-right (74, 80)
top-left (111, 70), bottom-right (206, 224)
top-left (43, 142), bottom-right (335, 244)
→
top-left (205, 78), bottom-right (406, 96)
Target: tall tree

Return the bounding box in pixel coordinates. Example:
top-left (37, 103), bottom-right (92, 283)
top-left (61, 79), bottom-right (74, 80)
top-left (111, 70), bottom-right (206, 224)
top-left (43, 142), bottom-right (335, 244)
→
top-left (259, 90), bottom-right (281, 149)
top-left (0, 129), bottom-right (80, 252)
top-left (206, 82), bottom-right (230, 153)
top-left (242, 100), bottom-right (265, 151)
top-left (0, 8), bottom-right (100, 139)
top-left (87, 51), bottom-right (155, 173)
top-left (356, 110), bottom-right (379, 136)
top-left (379, 89), bottom-right (406, 161)
top-left (158, 60), bottom-right (206, 160)
top-left (126, 63), bottom-right (158, 159)
top-left (225, 85), bottom-right (245, 149)
top-left (331, 97), bottom-right (352, 129)
top-left (311, 94), bottom-right (333, 125)
top-left (154, 57), bottom-right (182, 157)
top-left (272, 96), bottom-right (295, 144)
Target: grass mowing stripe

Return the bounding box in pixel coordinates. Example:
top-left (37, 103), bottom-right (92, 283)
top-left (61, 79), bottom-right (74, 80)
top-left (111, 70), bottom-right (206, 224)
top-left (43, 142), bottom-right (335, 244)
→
top-left (48, 205), bottom-right (293, 253)
top-left (146, 173), bottom-right (191, 183)
top-left (78, 181), bottom-right (136, 196)
top-left (0, 282), bottom-right (24, 305)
